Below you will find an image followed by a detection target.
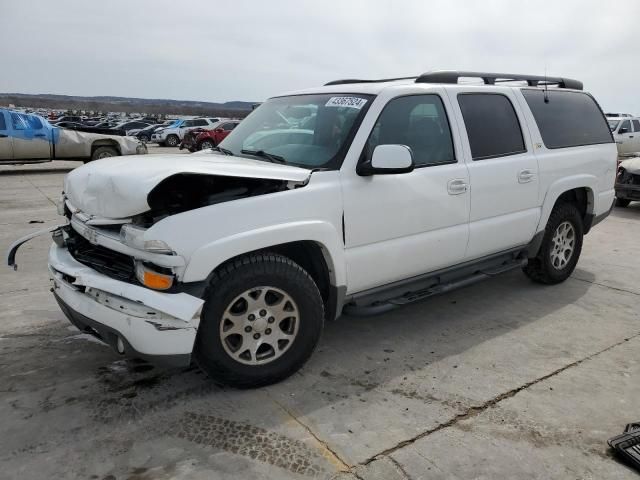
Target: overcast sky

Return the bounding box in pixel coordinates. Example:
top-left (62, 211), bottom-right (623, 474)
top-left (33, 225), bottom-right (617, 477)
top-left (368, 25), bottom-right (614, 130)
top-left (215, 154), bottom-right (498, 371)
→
top-left (1, 0), bottom-right (638, 113)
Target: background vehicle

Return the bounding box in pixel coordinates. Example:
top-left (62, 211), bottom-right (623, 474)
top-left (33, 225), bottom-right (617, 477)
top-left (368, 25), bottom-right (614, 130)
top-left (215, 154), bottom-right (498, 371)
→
top-left (609, 116), bottom-right (640, 155)
top-left (151, 117), bottom-right (223, 146)
top-left (615, 157), bottom-right (640, 207)
top-left (195, 120), bottom-right (240, 150)
top-left (56, 121), bottom-right (86, 129)
top-left (111, 120), bottom-right (152, 134)
top-left (10, 71), bottom-right (616, 388)
top-left (0, 108), bottom-right (146, 163)
top-left (131, 123), bottom-right (168, 142)
top-left (53, 115), bottom-right (83, 124)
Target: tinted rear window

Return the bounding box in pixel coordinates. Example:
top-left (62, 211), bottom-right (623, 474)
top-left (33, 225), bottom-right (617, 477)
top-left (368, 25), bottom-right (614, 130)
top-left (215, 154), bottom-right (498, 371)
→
top-left (0, 112), bottom-right (5, 130)
top-left (521, 90), bottom-right (612, 149)
top-left (457, 93), bottom-right (526, 160)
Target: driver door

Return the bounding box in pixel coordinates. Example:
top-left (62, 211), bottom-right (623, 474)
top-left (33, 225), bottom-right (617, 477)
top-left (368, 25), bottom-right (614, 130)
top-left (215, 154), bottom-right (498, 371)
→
top-left (341, 91), bottom-right (470, 294)
top-left (616, 119), bottom-right (634, 154)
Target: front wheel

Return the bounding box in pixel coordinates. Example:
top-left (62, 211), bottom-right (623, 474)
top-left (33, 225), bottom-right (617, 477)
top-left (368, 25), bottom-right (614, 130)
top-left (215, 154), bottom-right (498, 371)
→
top-left (194, 253), bottom-right (324, 388)
top-left (91, 146), bottom-right (118, 161)
top-left (523, 202), bottom-right (583, 284)
top-left (199, 139), bottom-right (215, 150)
top-left (165, 134), bottom-right (179, 147)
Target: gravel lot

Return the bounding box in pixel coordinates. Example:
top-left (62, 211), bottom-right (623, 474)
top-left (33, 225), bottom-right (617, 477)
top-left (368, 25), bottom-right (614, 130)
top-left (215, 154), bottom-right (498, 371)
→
top-left (1, 148), bottom-right (639, 479)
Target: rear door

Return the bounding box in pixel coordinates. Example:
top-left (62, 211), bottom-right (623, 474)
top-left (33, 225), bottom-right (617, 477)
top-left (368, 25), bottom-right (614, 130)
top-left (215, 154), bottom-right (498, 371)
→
top-left (0, 111), bottom-right (13, 161)
top-left (10, 113), bottom-right (51, 160)
top-left (449, 89), bottom-right (540, 259)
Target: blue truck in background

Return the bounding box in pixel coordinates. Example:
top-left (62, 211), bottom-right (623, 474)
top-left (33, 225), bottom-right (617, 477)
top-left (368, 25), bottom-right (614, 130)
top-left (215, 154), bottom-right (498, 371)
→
top-left (0, 109), bottom-right (145, 164)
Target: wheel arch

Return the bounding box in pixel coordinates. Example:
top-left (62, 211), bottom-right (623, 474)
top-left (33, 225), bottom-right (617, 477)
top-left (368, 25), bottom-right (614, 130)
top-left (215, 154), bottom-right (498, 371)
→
top-left (182, 222), bottom-right (346, 319)
top-left (91, 139), bottom-right (121, 157)
top-left (537, 176), bottom-right (596, 234)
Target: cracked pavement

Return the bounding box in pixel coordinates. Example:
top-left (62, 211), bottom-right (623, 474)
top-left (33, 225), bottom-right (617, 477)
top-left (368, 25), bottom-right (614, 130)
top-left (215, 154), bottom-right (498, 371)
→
top-left (1, 154), bottom-right (640, 479)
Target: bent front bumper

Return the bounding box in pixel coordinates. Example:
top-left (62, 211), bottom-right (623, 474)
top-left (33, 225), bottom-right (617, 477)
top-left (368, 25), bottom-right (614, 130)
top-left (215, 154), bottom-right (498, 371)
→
top-left (48, 243), bottom-right (204, 365)
top-left (615, 183), bottom-right (640, 201)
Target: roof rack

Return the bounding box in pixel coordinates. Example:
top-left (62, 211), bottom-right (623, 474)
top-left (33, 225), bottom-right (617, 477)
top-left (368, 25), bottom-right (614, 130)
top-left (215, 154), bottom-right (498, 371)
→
top-left (324, 76), bottom-right (416, 86)
top-left (416, 71), bottom-right (583, 90)
top-left (325, 70), bottom-right (583, 90)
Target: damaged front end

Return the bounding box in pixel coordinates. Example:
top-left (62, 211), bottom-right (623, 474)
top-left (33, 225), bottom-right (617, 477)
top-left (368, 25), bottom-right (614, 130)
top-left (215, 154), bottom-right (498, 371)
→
top-left (7, 153), bottom-right (313, 363)
top-left (616, 157), bottom-right (640, 202)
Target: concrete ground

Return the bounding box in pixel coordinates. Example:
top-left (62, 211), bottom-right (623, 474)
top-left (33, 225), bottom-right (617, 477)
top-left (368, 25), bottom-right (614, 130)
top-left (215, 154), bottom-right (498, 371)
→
top-left (1, 148), bottom-right (639, 479)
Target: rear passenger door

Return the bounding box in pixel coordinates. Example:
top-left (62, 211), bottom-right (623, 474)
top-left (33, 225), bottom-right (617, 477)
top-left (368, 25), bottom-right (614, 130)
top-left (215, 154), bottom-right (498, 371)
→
top-left (10, 113), bottom-right (51, 160)
top-left (450, 90), bottom-right (540, 260)
top-left (0, 111), bottom-right (13, 161)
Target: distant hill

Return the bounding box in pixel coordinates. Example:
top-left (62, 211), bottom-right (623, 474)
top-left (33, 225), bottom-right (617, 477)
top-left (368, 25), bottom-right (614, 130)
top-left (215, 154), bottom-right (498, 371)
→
top-left (0, 93), bottom-right (256, 117)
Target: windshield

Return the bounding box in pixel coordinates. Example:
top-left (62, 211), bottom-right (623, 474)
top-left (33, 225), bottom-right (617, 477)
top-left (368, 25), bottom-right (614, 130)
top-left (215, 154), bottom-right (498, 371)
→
top-left (218, 93), bottom-right (373, 169)
top-left (608, 120), bottom-right (620, 131)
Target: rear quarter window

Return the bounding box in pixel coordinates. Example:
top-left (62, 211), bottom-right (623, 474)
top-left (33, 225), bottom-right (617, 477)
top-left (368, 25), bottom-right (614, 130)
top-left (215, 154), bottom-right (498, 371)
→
top-left (521, 90), bottom-right (612, 149)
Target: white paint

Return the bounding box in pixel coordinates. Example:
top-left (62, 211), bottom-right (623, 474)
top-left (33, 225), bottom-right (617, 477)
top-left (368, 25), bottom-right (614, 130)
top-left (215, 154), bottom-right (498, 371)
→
top-left (64, 153), bottom-right (311, 218)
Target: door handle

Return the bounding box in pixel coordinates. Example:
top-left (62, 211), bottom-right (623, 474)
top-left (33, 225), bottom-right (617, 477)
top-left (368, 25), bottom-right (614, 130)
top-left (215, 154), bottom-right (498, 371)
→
top-left (34, 133), bottom-right (46, 137)
top-left (518, 169), bottom-right (535, 183)
top-left (447, 179), bottom-right (468, 195)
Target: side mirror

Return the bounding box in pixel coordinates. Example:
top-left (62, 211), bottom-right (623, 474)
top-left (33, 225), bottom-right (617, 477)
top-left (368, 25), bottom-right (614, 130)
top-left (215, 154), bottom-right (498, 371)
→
top-left (619, 127), bottom-right (628, 134)
top-left (357, 144), bottom-right (414, 176)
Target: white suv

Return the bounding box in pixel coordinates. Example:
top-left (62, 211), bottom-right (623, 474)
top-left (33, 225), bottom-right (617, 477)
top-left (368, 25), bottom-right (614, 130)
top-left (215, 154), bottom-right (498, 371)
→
top-left (151, 117), bottom-right (223, 146)
top-left (608, 116), bottom-right (640, 155)
top-left (9, 71), bottom-right (617, 388)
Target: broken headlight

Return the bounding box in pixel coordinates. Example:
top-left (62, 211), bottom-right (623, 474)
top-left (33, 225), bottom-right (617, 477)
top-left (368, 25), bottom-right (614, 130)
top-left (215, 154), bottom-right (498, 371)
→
top-left (120, 224), bottom-right (173, 254)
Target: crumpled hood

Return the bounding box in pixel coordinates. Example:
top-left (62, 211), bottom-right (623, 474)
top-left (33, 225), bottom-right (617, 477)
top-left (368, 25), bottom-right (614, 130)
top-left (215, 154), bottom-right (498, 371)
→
top-left (64, 153), bottom-right (312, 219)
top-left (620, 156), bottom-right (640, 175)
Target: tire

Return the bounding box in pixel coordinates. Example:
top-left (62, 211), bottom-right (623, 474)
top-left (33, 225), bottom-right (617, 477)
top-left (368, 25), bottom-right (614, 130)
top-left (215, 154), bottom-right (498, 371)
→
top-left (91, 146), bottom-right (118, 161)
top-left (194, 253), bottom-right (324, 388)
top-left (199, 139), bottom-right (215, 151)
top-left (523, 202), bottom-right (584, 285)
top-left (166, 135), bottom-right (179, 147)
top-left (616, 197), bottom-right (631, 208)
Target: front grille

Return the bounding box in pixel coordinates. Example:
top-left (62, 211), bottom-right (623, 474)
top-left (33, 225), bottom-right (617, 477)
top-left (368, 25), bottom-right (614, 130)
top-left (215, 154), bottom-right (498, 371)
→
top-left (618, 170), bottom-right (640, 185)
top-left (66, 229), bottom-right (136, 283)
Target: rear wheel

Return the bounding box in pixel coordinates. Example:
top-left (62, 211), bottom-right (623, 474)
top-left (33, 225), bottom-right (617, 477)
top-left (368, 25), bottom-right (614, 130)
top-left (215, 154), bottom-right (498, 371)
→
top-left (523, 203), bottom-right (583, 284)
top-left (91, 146), bottom-right (118, 161)
top-left (194, 253), bottom-right (324, 388)
top-left (166, 134), bottom-right (179, 147)
top-left (616, 197), bottom-right (631, 208)
top-left (199, 139), bottom-right (215, 150)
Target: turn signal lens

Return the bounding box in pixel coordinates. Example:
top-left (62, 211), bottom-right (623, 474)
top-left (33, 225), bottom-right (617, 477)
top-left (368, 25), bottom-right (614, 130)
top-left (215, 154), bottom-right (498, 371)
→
top-left (135, 262), bottom-right (173, 290)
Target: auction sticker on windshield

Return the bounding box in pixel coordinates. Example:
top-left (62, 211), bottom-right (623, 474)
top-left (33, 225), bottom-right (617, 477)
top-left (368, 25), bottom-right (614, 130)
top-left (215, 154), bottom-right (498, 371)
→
top-left (325, 97), bottom-right (368, 109)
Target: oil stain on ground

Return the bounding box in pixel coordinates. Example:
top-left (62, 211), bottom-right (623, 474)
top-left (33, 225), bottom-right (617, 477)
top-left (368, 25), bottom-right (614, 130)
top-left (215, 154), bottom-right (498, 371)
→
top-left (171, 412), bottom-right (326, 477)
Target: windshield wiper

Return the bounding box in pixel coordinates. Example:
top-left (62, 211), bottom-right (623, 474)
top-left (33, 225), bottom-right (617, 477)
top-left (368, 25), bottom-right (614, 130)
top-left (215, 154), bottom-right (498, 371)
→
top-left (211, 145), bottom-right (233, 155)
top-left (240, 149), bottom-right (286, 164)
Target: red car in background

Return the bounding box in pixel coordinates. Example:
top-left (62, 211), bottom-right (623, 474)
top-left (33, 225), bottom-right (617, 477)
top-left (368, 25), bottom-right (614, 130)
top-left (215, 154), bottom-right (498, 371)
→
top-left (180, 120), bottom-right (240, 152)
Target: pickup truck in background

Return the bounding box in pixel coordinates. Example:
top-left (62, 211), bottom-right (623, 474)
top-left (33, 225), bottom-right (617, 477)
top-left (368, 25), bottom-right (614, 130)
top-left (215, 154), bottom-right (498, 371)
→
top-left (0, 109), bottom-right (146, 164)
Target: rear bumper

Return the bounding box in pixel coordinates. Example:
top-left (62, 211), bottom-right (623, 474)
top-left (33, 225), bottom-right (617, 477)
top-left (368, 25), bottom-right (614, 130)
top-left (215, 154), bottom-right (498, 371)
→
top-left (49, 243), bottom-right (203, 365)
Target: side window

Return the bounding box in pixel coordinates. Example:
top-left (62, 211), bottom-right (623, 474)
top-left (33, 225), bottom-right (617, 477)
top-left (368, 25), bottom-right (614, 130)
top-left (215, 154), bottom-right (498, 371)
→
top-left (222, 122), bottom-right (236, 131)
top-left (619, 120), bottom-right (631, 133)
top-left (521, 90), bottom-right (612, 148)
top-left (365, 94), bottom-right (455, 167)
top-left (11, 113), bottom-right (26, 130)
top-left (457, 94), bottom-right (526, 160)
top-left (182, 120), bottom-right (194, 127)
top-left (632, 120), bottom-right (640, 132)
top-left (192, 119), bottom-right (208, 127)
top-left (27, 116), bottom-right (43, 129)
top-left (0, 112), bottom-right (6, 130)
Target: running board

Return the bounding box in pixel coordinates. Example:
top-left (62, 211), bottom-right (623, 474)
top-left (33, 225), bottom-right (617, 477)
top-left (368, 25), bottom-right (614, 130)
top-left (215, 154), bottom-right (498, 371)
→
top-left (343, 254), bottom-right (527, 316)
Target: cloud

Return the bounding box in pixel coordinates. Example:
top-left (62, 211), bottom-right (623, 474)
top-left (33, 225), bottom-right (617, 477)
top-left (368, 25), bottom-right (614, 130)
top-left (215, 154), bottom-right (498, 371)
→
top-left (0, 0), bottom-right (638, 113)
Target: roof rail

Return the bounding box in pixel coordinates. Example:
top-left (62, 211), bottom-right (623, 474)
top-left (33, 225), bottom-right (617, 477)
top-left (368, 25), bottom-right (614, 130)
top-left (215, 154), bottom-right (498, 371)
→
top-left (415, 70), bottom-right (583, 90)
top-left (324, 76), bottom-right (416, 86)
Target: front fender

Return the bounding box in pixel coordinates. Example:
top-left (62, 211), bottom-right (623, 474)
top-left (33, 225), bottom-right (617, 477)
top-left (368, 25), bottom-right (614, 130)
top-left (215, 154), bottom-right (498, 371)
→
top-left (182, 220), bottom-right (346, 286)
top-left (537, 174), bottom-right (596, 231)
